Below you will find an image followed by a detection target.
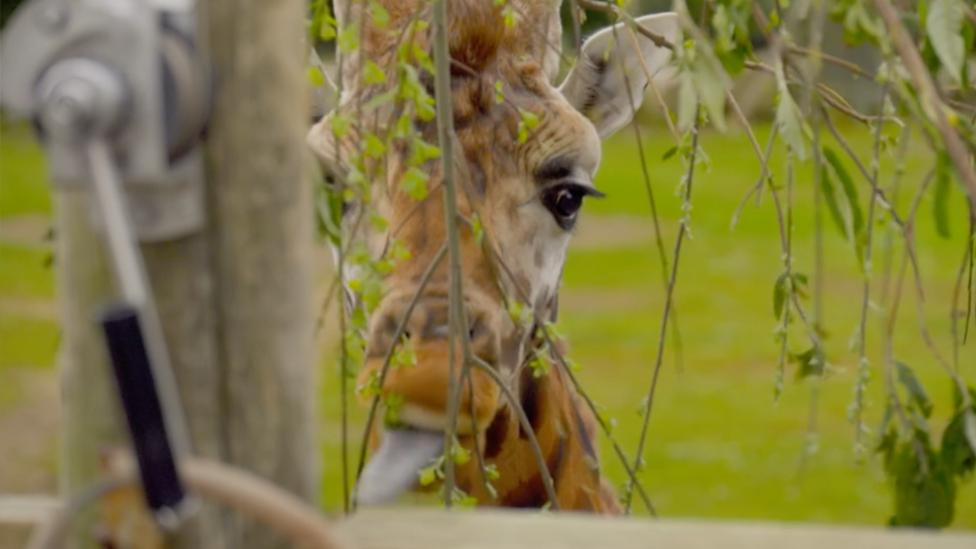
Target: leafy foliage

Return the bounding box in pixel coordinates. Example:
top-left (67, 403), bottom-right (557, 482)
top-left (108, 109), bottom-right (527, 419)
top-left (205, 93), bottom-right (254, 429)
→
top-left (876, 370), bottom-right (975, 528)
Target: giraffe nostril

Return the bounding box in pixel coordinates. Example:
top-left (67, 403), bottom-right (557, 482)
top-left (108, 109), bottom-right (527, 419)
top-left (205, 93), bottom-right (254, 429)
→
top-left (468, 316), bottom-right (486, 341)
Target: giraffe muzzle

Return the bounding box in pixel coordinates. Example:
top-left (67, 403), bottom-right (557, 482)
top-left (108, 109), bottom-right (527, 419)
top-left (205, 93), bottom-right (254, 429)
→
top-left (355, 295), bottom-right (507, 503)
top-left (355, 427), bottom-right (444, 506)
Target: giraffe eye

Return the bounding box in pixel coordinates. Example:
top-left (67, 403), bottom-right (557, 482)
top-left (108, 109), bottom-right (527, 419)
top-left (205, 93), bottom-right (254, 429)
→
top-left (541, 183), bottom-right (603, 230)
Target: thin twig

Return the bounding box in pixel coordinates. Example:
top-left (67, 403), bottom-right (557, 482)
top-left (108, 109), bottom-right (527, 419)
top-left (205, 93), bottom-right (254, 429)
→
top-left (625, 114), bottom-right (700, 513)
top-left (480, 238), bottom-right (656, 513)
top-left (608, 15), bottom-right (686, 374)
top-left (431, 0), bottom-right (473, 509)
top-left (353, 244), bottom-right (448, 507)
top-left (871, 0), bottom-right (976, 226)
top-left (731, 126), bottom-right (778, 229)
top-left (951, 213), bottom-right (974, 371)
top-left (852, 84), bottom-right (890, 454)
top-left (577, 0), bottom-right (675, 50)
top-left (470, 357), bottom-right (560, 509)
top-left (820, 105), bottom-right (904, 228)
top-left (786, 44), bottom-right (875, 81)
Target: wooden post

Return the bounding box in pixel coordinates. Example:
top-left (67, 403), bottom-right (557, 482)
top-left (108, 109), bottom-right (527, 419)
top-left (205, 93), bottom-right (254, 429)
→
top-left (202, 0), bottom-right (317, 547)
top-left (56, 0), bottom-right (316, 546)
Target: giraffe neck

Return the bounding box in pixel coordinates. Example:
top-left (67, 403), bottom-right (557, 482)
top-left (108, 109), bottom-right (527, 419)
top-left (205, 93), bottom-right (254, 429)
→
top-left (457, 362), bottom-right (620, 513)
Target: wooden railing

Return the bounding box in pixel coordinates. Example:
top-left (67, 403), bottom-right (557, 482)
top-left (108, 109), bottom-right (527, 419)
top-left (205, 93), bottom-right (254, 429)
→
top-left (336, 509), bottom-right (976, 549)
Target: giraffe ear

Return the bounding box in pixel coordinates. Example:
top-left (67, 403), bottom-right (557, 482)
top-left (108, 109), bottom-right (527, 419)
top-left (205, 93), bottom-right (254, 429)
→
top-left (559, 13), bottom-right (679, 139)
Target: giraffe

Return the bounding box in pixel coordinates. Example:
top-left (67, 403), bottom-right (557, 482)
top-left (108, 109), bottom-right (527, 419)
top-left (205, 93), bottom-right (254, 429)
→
top-left (308, 0), bottom-right (677, 513)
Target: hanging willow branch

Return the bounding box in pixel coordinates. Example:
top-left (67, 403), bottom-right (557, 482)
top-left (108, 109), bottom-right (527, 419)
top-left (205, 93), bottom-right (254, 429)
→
top-left (870, 0), bottom-right (976, 221)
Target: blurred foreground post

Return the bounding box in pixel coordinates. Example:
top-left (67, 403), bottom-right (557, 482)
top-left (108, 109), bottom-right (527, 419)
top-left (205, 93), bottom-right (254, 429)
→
top-left (58, 0), bottom-right (316, 546)
top-left (202, 0), bottom-right (317, 546)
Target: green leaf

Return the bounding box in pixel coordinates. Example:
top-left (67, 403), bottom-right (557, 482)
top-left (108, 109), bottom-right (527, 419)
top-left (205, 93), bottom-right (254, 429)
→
top-left (775, 75), bottom-right (808, 160)
top-left (773, 272), bottom-right (789, 320)
top-left (306, 66), bottom-right (325, 87)
top-left (690, 45), bottom-right (729, 132)
top-left (401, 167), bottom-right (429, 200)
top-left (888, 442), bottom-right (955, 527)
top-left (314, 184), bottom-right (344, 246)
top-left (369, 0), bottom-right (390, 28)
top-left (877, 423), bottom-right (897, 469)
top-left (941, 408), bottom-right (976, 477)
top-left (895, 362), bottom-right (934, 419)
top-left (418, 465), bottom-right (438, 487)
top-left (409, 138), bottom-right (441, 166)
top-left (384, 393), bottom-right (405, 427)
top-left (363, 60), bottom-right (387, 85)
top-left (506, 300), bottom-right (532, 328)
top-left (369, 211), bottom-right (389, 231)
top-left (484, 463), bottom-right (500, 481)
top-left (831, 0), bottom-right (885, 45)
top-left (517, 109), bottom-right (541, 144)
top-left (819, 164), bottom-right (849, 240)
top-left (309, 0), bottom-right (337, 41)
top-left (338, 25), bottom-right (360, 53)
top-left (528, 353), bottom-right (550, 378)
top-left (926, 0), bottom-right (965, 84)
top-left (823, 147), bottom-right (864, 236)
top-left (331, 114), bottom-right (351, 138)
top-left (933, 153), bottom-right (953, 239)
top-left (364, 88), bottom-right (397, 111)
top-left (415, 97), bottom-right (436, 122)
top-left (391, 336), bottom-right (417, 368)
top-left (711, 2), bottom-right (752, 76)
top-left (471, 213), bottom-right (484, 246)
top-left (676, 69), bottom-right (698, 132)
top-left (319, 16), bottom-right (337, 41)
top-left (393, 113), bottom-right (412, 140)
top-left (451, 443), bottom-right (471, 465)
top-left (390, 238), bottom-right (412, 262)
top-left (790, 345), bottom-right (825, 380)
top-left (364, 133), bottom-right (387, 158)
top-left (503, 6), bottom-right (516, 28)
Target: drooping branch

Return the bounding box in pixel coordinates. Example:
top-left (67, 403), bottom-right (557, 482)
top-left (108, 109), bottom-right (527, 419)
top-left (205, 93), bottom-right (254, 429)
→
top-left (871, 0), bottom-right (976, 224)
top-left (430, 0), bottom-right (473, 509)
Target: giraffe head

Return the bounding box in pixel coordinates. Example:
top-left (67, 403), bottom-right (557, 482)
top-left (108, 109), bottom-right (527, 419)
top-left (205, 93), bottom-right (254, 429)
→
top-left (308, 0), bottom-right (677, 505)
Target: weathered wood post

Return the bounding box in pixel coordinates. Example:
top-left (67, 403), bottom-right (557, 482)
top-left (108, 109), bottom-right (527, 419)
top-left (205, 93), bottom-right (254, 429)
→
top-left (57, 0), bottom-right (316, 547)
top-left (202, 0), bottom-right (318, 546)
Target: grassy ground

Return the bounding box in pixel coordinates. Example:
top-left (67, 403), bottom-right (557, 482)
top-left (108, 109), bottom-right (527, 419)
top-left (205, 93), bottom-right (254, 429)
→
top-left (2, 117), bottom-right (973, 528)
top-left (0, 119), bottom-right (59, 531)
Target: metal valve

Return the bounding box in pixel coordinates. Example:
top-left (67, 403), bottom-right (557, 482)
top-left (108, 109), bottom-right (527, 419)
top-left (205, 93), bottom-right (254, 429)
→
top-left (0, 0), bottom-right (213, 529)
top-left (0, 0), bottom-right (211, 241)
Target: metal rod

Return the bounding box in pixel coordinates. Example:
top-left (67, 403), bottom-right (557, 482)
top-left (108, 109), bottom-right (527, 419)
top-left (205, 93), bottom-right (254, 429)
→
top-left (86, 139), bottom-right (192, 461)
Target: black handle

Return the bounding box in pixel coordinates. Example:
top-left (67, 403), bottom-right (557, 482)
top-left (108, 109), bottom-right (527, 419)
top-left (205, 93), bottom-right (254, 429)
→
top-left (100, 303), bottom-right (185, 523)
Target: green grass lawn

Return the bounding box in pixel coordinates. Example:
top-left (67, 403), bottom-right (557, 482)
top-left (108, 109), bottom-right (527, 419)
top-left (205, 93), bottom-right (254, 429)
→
top-left (0, 122), bottom-right (56, 378)
top-left (2, 116), bottom-right (973, 528)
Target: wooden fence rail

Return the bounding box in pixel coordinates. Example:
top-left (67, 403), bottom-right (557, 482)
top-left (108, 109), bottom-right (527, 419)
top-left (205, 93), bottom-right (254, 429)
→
top-left (335, 509), bottom-right (976, 549)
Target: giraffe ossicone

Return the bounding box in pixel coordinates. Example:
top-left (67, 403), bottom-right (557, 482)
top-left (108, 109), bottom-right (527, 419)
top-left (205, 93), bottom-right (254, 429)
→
top-left (308, 0), bottom-right (678, 513)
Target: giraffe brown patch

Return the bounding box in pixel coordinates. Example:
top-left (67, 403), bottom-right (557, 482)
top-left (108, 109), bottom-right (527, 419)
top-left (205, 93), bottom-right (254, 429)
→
top-left (519, 370), bottom-right (540, 437)
top-left (504, 430), bottom-right (565, 508)
top-left (483, 406), bottom-right (510, 459)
